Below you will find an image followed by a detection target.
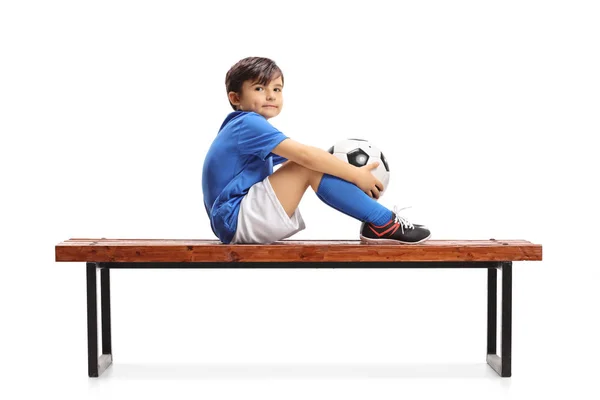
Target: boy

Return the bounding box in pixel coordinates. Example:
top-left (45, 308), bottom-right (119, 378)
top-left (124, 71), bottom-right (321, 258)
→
top-left (202, 56), bottom-right (431, 245)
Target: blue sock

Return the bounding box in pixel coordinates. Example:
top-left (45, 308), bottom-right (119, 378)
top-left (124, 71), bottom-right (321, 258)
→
top-left (315, 174), bottom-right (393, 226)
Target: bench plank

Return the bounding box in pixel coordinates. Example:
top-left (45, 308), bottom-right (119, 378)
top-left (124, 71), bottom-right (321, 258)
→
top-left (56, 239), bottom-right (542, 262)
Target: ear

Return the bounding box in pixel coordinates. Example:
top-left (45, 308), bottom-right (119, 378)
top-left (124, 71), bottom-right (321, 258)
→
top-left (228, 91), bottom-right (240, 106)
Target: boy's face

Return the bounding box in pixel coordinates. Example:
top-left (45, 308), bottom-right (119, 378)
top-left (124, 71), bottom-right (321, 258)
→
top-left (228, 75), bottom-right (283, 120)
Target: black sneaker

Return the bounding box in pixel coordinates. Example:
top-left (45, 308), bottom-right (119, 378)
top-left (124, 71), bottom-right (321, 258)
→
top-left (360, 206), bottom-right (431, 244)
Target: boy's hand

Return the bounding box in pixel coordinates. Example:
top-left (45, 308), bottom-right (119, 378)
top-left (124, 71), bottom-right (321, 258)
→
top-left (354, 162), bottom-right (384, 199)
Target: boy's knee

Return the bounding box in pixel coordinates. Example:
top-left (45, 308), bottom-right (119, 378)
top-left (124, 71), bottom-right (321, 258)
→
top-left (282, 161), bottom-right (322, 188)
top-left (283, 161), bottom-right (310, 174)
top-left (293, 162), bottom-right (319, 176)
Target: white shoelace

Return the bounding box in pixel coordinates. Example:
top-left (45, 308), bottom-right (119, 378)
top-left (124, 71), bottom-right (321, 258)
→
top-left (392, 205), bottom-right (415, 234)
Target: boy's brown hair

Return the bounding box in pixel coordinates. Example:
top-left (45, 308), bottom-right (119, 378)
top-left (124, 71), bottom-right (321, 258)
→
top-left (225, 57), bottom-right (284, 111)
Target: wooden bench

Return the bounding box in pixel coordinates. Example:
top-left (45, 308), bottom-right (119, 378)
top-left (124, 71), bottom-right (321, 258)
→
top-left (55, 238), bottom-right (542, 378)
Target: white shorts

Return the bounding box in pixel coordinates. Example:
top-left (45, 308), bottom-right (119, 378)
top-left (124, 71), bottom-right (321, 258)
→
top-left (230, 176), bottom-right (306, 244)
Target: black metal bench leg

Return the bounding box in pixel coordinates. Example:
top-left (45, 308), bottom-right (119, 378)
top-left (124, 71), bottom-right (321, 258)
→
top-left (86, 262), bottom-right (113, 377)
top-left (486, 262), bottom-right (512, 377)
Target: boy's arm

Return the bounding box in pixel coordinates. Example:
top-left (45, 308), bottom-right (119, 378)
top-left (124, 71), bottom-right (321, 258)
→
top-left (271, 138), bottom-right (358, 184)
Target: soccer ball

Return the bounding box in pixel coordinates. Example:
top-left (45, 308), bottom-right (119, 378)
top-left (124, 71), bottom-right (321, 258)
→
top-left (328, 138), bottom-right (390, 197)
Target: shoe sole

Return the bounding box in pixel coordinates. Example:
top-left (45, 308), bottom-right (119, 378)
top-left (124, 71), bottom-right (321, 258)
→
top-left (359, 233), bottom-right (432, 245)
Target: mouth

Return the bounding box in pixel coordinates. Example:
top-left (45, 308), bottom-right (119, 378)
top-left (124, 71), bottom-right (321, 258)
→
top-left (263, 105), bottom-right (278, 108)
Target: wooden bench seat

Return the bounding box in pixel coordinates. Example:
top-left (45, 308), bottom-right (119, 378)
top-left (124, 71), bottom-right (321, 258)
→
top-left (55, 238), bottom-right (543, 378)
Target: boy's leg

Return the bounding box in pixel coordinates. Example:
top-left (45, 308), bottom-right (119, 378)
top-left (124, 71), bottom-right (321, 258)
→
top-left (269, 162), bottom-right (391, 226)
top-left (269, 162), bottom-right (431, 244)
top-left (268, 161), bottom-right (324, 218)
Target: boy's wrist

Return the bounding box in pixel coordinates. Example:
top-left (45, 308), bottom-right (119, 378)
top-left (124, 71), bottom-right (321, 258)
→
top-left (346, 164), bottom-right (358, 184)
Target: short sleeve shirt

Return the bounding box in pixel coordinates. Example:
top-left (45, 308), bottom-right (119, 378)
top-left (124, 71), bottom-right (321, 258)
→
top-left (202, 111), bottom-right (289, 243)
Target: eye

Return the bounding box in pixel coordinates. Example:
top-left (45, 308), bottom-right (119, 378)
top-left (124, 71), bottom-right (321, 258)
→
top-left (255, 87), bottom-right (264, 91)
top-left (274, 88), bottom-right (282, 92)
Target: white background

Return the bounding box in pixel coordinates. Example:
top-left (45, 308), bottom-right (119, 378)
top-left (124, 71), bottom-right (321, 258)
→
top-left (1, 0), bottom-right (599, 398)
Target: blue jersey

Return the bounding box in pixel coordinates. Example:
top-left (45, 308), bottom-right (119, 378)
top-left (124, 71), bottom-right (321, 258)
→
top-left (202, 111), bottom-right (289, 243)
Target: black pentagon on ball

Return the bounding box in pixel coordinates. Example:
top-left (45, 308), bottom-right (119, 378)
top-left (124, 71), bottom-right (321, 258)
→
top-left (347, 148), bottom-right (370, 167)
top-left (380, 151), bottom-right (389, 171)
top-left (327, 146), bottom-right (334, 154)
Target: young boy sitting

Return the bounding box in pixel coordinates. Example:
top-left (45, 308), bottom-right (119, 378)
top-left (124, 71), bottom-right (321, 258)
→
top-left (202, 56), bottom-right (431, 245)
